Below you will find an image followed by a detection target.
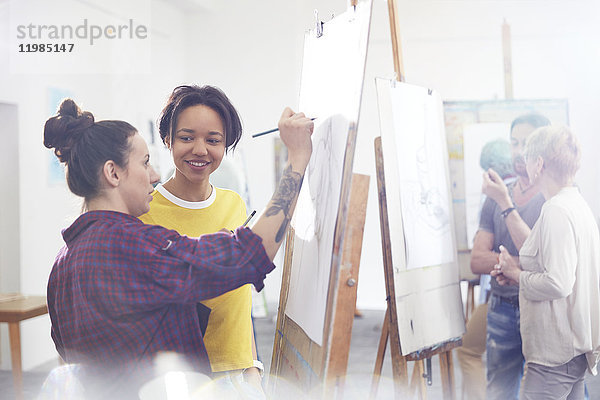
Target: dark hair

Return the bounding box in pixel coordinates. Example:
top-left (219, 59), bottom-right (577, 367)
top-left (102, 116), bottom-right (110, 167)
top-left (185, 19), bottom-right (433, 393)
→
top-left (43, 99), bottom-right (137, 199)
top-left (480, 139), bottom-right (513, 179)
top-left (510, 113), bottom-right (551, 133)
top-left (157, 85), bottom-right (242, 152)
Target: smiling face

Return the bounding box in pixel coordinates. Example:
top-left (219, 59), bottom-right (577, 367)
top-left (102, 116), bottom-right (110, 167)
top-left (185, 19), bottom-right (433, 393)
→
top-left (510, 122), bottom-right (536, 177)
top-left (119, 133), bottom-right (160, 217)
top-left (168, 104), bottom-right (226, 187)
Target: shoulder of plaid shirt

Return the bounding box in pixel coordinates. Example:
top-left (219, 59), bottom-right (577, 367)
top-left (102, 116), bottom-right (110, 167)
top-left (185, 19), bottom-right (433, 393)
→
top-left (47, 209), bottom-right (274, 385)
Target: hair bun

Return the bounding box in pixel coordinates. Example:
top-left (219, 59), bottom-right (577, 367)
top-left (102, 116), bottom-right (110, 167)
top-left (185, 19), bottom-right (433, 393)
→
top-left (44, 99), bottom-right (95, 163)
top-left (57, 98), bottom-right (80, 119)
top-left (58, 98), bottom-right (95, 127)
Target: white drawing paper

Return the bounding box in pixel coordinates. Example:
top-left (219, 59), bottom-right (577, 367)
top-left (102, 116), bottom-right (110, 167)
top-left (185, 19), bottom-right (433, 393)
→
top-left (376, 79), bottom-right (465, 355)
top-left (285, 115), bottom-right (349, 346)
top-left (388, 84), bottom-right (454, 269)
top-left (283, 3), bottom-right (371, 346)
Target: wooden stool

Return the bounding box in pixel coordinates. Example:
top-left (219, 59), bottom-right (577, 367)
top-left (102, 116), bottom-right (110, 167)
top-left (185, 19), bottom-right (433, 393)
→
top-left (0, 294), bottom-right (48, 400)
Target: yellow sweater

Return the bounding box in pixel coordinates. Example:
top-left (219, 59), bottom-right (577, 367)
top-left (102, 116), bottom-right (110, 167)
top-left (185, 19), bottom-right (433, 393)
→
top-left (139, 184), bottom-right (253, 372)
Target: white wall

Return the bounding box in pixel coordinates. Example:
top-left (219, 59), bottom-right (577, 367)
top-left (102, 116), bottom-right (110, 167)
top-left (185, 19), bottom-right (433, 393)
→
top-left (0, 0), bottom-right (188, 369)
top-left (395, 0), bottom-right (600, 218)
top-left (0, 103), bottom-right (21, 367)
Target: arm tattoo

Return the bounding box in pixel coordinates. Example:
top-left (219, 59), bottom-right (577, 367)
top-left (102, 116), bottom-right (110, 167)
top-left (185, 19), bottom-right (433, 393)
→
top-left (266, 164), bottom-right (304, 242)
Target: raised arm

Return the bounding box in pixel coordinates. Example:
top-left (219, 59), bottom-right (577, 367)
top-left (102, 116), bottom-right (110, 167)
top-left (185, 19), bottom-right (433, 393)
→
top-left (482, 169), bottom-right (532, 251)
top-left (137, 108), bottom-right (313, 303)
top-left (251, 108), bottom-right (314, 260)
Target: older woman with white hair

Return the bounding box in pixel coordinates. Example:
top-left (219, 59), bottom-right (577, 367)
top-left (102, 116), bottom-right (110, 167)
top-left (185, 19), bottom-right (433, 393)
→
top-left (494, 125), bottom-right (600, 399)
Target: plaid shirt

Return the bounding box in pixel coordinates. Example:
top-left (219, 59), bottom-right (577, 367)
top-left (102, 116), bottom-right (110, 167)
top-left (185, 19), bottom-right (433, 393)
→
top-left (47, 210), bottom-right (273, 396)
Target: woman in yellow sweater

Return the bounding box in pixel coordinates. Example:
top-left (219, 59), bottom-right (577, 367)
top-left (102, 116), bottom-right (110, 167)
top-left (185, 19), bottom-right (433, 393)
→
top-left (140, 85), bottom-right (263, 390)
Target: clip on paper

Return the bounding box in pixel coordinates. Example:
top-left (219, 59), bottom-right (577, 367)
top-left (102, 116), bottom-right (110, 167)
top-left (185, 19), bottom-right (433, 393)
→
top-left (315, 10), bottom-right (324, 38)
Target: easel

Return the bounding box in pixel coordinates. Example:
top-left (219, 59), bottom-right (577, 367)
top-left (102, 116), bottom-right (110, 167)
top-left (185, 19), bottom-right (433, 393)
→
top-left (269, 2), bottom-right (374, 396)
top-left (270, 172), bottom-right (370, 399)
top-left (370, 137), bottom-right (461, 400)
top-left (369, 1), bottom-right (461, 399)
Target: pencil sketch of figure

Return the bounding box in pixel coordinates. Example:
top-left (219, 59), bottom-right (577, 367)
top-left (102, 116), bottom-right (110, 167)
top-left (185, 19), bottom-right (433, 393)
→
top-left (402, 110), bottom-right (450, 243)
top-left (285, 114), bottom-right (349, 345)
top-left (391, 88), bottom-right (454, 269)
top-left (415, 145), bottom-right (449, 231)
top-left (307, 117), bottom-right (336, 240)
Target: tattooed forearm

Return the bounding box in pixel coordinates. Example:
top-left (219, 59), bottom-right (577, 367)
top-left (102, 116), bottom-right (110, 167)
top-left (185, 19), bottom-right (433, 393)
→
top-left (265, 165), bottom-right (303, 217)
top-left (265, 164), bottom-right (304, 242)
top-left (274, 216), bottom-right (291, 243)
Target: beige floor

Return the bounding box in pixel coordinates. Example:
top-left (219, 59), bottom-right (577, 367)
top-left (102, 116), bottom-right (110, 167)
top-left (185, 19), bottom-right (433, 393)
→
top-left (2, 308), bottom-right (599, 399)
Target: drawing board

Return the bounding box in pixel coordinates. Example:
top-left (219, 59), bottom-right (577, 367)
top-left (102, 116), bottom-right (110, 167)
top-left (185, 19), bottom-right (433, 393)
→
top-left (284, 2), bottom-right (372, 346)
top-left (376, 78), bottom-right (464, 355)
top-left (270, 1), bottom-right (373, 394)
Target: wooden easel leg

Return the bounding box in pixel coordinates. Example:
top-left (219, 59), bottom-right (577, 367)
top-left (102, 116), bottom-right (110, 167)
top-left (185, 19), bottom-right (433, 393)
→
top-left (328, 173), bottom-right (370, 400)
top-left (409, 360), bottom-right (427, 400)
top-left (8, 322), bottom-right (23, 400)
top-left (390, 345), bottom-right (409, 399)
top-left (465, 281), bottom-right (475, 323)
top-left (439, 351), bottom-right (456, 400)
top-left (447, 351), bottom-right (456, 400)
top-left (369, 312), bottom-right (389, 400)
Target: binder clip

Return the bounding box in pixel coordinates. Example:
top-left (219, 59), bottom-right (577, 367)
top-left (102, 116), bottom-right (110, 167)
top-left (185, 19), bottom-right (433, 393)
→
top-left (315, 9), bottom-right (324, 38)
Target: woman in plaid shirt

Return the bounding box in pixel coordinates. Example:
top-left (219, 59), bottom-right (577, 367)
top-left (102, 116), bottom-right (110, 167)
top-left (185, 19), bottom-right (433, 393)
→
top-left (43, 99), bottom-right (313, 398)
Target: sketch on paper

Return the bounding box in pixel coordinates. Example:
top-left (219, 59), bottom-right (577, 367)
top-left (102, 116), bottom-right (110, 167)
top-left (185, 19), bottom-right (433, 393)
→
top-left (280, 3), bottom-right (371, 346)
top-left (389, 84), bottom-right (454, 269)
top-left (285, 115), bottom-right (349, 346)
top-left (376, 79), bottom-right (464, 355)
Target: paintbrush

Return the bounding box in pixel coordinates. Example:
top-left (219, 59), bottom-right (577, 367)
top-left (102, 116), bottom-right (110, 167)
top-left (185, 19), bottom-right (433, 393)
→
top-left (252, 118), bottom-right (316, 138)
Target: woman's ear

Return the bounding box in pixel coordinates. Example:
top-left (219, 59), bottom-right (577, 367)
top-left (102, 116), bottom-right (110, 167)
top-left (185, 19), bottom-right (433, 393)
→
top-left (164, 136), bottom-right (171, 150)
top-left (537, 155), bottom-right (545, 173)
top-left (102, 160), bottom-right (121, 188)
